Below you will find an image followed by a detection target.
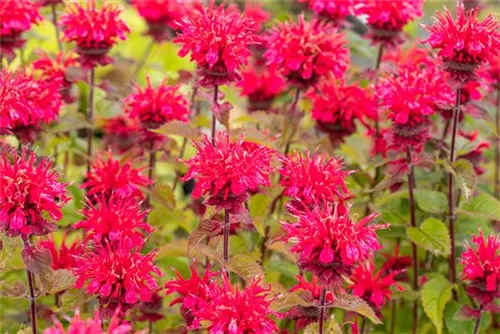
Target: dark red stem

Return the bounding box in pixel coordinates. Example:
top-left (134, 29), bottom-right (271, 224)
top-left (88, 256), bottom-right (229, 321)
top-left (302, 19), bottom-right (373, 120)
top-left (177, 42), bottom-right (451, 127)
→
top-left (223, 209), bottom-right (230, 268)
top-left (318, 287), bottom-right (327, 334)
top-left (86, 68), bottom-right (95, 173)
top-left (407, 147), bottom-right (419, 334)
top-left (495, 89), bottom-right (500, 200)
top-left (211, 85), bottom-right (219, 146)
top-left (22, 236), bottom-right (37, 334)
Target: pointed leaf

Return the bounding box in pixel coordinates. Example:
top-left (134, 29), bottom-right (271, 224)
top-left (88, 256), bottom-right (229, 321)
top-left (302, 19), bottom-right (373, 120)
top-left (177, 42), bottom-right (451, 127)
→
top-left (304, 315), bottom-right (342, 334)
top-left (153, 120), bottom-right (202, 140)
top-left (271, 291), bottom-right (315, 311)
top-left (21, 246), bottom-right (52, 276)
top-left (40, 269), bottom-right (76, 294)
top-left (414, 189), bottom-right (447, 213)
top-left (407, 218), bottom-right (451, 257)
top-left (461, 193), bottom-right (500, 220)
top-left (0, 280), bottom-right (26, 298)
top-left (332, 294), bottom-right (382, 324)
top-left (227, 254), bottom-right (263, 282)
top-left (444, 301), bottom-right (475, 333)
top-left (452, 159), bottom-right (477, 202)
top-left (422, 275), bottom-right (453, 334)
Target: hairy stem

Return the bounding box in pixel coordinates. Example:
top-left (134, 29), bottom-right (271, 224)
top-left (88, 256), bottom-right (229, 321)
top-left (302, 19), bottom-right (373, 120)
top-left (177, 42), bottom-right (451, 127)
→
top-left (407, 147), bottom-right (419, 334)
top-left (473, 311), bottom-right (482, 334)
top-left (212, 85), bottom-right (219, 146)
top-left (86, 68), bottom-right (96, 173)
top-left (22, 237), bottom-right (37, 334)
top-left (223, 209), bottom-right (230, 268)
top-left (318, 287), bottom-right (327, 334)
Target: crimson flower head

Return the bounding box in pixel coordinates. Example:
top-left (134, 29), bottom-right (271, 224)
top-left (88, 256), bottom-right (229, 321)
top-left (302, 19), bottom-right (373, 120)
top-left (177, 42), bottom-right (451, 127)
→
top-left (174, 4), bottom-right (260, 87)
top-left (74, 242), bottom-right (161, 310)
top-left (44, 308), bottom-right (132, 334)
top-left (124, 77), bottom-right (191, 129)
top-left (357, 0), bottom-right (423, 47)
top-left (75, 195), bottom-right (152, 248)
top-left (39, 234), bottom-right (81, 270)
top-left (185, 275), bottom-right (279, 333)
top-left (423, 5), bottom-right (500, 82)
top-left (460, 231), bottom-right (500, 306)
top-left (265, 15), bottom-right (349, 88)
top-left (103, 115), bottom-right (142, 155)
top-left (349, 261), bottom-right (404, 312)
top-left (0, 149), bottom-right (69, 238)
top-left (479, 53), bottom-right (500, 88)
top-left (183, 132), bottom-right (275, 213)
top-left (0, 0), bottom-right (42, 59)
top-left (381, 243), bottom-right (412, 281)
top-left (298, 0), bottom-right (355, 24)
top-left (60, 0), bottom-right (130, 68)
top-left (279, 150), bottom-right (352, 211)
top-left (82, 151), bottom-right (151, 202)
top-left (282, 203), bottom-right (387, 286)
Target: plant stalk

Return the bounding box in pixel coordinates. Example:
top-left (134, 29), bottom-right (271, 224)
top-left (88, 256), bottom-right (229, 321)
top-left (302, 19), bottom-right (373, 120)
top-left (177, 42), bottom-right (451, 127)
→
top-left (223, 209), bottom-right (230, 267)
top-left (51, 4), bottom-right (62, 52)
top-left (318, 287), bottom-right (327, 334)
top-left (86, 68), bottom-right (96, 173)
top-left (473, 311), bottom-right (482, 334)
top-left (130, 39), bottom-right (155, 85)
top-left (495, 89), bottom-right (500, 200)
top-left (211, 85), bottom-right (219, 146)
top-left (22, 236), bottom-right (37, 334)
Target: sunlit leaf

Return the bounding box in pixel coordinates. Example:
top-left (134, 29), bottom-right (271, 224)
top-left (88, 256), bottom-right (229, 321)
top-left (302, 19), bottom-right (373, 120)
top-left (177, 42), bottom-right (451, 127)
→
top-left (407, 218), bottom-right (451, 257)
top-left (422, 275), bottom-right (453, 334)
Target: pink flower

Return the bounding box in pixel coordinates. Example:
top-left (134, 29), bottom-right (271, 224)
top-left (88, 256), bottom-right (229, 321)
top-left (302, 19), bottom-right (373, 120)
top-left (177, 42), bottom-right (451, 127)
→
top-left (60, 0), bottom-right (130, 68)
top-left (423, 5), bottom-right (500, 82)
top-left (357, 0), bottom-right (423, 47)
top-left (0, 0), bottom-right (42, 59)
top-left (282, 203), bottom-right (387, 286)
top-left (103, 116), bottom-right (143, 155)
top-left (460, 231), bottom-right (500, 306)
top-left (44, 308), bottom-right (132, 334)
top-left (38, 0), bottom-right (64, 7)
top-left (479, 53), bottom-right (500, 88)
top-left (265, 15), bottom-right (349, 88)
top-left (279, 150), bottom-right (352, 210)
top-left (39, 234), bottom-right (81, 270)
top-left (298, 0), bottom-right (355, 23)
top-left (183, 132), bottom-right (275, 213)
top-left (75, 195), bottom-right (152, 248)
top-left (185, 275), bottom-right (279, 333)
top-left (174, 4), bottom-right (260, 87)
top-left (124, 77), bottom-right (191, 129)
top-left (0, 149), bottom-right (69, 238)
top-left (82, 151), bottom-right (151, 202)
top-left (381, 243), bottom-right (412, 281)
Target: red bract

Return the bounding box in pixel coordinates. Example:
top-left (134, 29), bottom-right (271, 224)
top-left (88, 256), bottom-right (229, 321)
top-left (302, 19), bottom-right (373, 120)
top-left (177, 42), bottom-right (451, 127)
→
top-left (460, 231), bottom-right (500, 306)
top-left (44, 308), bottom-right (132, 334)
top-left (0, 0), bottom-right (42, 59)
top-left (349, 261), bottom-right (404, 311)
top-left (282, 203), bottom-right (387, 286)
top-left (185, 276), bottom-right (279, 333)
top-left (423, 5), bottom-right (500, 82)
top-left (174, 4), bottom-right (260, 87)
top-left (298, 0), bottom-right (354, 23)
top-left (39, 234), bottom-right (81, 270)
top-left (307, 78), bottom-right (376, 146)
top-left (265, 15), bottom-right (349, 88)
top-left (124, 77), bottom-right (190, 129)
top-left (60, 0), bottom-right (130, 68)
top-left (183, 132), bottom-right (274, 213)
top-left (82, 151), bottom-right (151, 202)
top-left (76, 195), bottom-right (151, 248)
top-left (279, 150), bottom-right (352, 210)
top-left (357, 0), bottom-right (423, 47)
top-left (74, 243), bottom-right (161, 309)
top-left (0, 149), bottom-right (69, 238)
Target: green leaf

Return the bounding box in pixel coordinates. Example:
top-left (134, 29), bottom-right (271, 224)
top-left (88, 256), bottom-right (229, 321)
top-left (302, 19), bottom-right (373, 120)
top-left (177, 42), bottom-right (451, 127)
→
top-left (40, 269), bottom-right (76, 294)
top-left (154, 120), bottom-right (202, 140)
top-left (332, 294), bottom-right (382, 325)
top-left (304, 315), bottom-right (342, 334)
top-left (422, 275), bottom-right (453, 334)
top-left (270, 291), bottom-right (314, 311)
top-left (461, 193), bottom-right (500, 220)
top-left (444, 301), bottom-right (475, 334)
top-left (452, 159), bottom-right (477, 203)
top-left (249, 193), bottom-right (271, 218)
top-left (407, 218), bottom-right (451, 257)
top-left (227, 254), bottom-right (263, 283)
top-left (150, 184), bottom-right (176, 211)
top-left (57, 288), bottom-right (94, 312)
top-left (414, 189), bottom-right (447, 213)
top-left (0, 280), bottom-right (26, 298)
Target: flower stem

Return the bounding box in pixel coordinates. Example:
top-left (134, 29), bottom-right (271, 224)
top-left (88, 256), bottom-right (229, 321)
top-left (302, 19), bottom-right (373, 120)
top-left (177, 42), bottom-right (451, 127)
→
top-left (318, 287), bottom-right (327, 334)
top-left (283, 88), bottom-right (301, 155)
top-left (223, 209), bottom-right (230, 268)
top-left (22, 237), bottom-right (37, 334)
top-left (448, 88), bottom-right (461, 298)
top-left (51, 4), bottom-right (62, 52)
top-left (406, 147), bottom-right (419, 334)
top-left (86, 68), bottom-right (96, 173)
top-left (495, 89), bottom-right (500, 200)
top-left (360, 317), bottom-right (367, 334)
top-left (130, 39), bottom-right (155, 84)
top-left (148, 138), bottom-right (156, 182)
top-left (473, 311), bottom-right (482, 334)
top-left (211, 85), bottom-right (219, 146)
top-left (390, 300), bottom-right (397, 334)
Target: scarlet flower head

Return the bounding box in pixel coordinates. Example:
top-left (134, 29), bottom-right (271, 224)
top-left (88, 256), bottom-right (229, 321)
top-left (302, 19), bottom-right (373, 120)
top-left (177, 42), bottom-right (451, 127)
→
top-left (174, 4), bottom-right (261, 87)
top-left (349, 261), bottom-right (404, 311)
top-left (282, 203), bottom-right (387, 286)
top-left (82, 151), bottom-right (151, 202)
top-left (479, 53), bottom-right (500, 89)
top-left (460, 231), bottom-right (500, 306)
top-left (75, 195), bottom-right (152, 248)
top-left (0, 149), bottom-right (69, 238)
top-left (185, 275), bottom-right (279, 333)
top-left (357, 0), bottom-right (423, 47)
top-left (124, 77), bottom-right (190, 129)
top-left (279, 150), bottom-right (352, 210)
top-left (183, 132), bottom-right (275, 213)
top-left (381, 243), bottom-right (412, 281)
top-left (39, 234), bottom-right (81, 270)
top-left (0, 0), bottom-right (42, 59)
top-left (298, 0), bottom-right (355, 24)
top-left (103, 115), bottom-right (142, 155)
top-left (60, 0), bottom-right (130, 68)
top-left (423, 5), bottom-right (500, 83)
top-left (265, 15), bottom-right (349, 88)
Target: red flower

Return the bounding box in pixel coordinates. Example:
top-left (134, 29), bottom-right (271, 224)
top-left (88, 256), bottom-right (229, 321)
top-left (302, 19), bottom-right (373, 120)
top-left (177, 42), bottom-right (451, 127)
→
top-left (241, 3), bottom-right (271, 32)
top-left (307, 78), bottom-right (376, 146)
top-left (282, 203), bottom-right (387, 286)
top-left (457, 142), bottom-right (490, 176)
top-left (83, 151), bottom-right (151, 202)
top-left (357, 0), bottom-right (423, 47)
top-left (0, 0), bottom-right (42, 59)
top-left (183, 132), bottom-right (275, 213)
top-left (185, 275), bottom-right (279, 333)
top-left (131, 0), bottom-right (186, 42)
top-left (39, 234), bottom-right (81, 270)
top-left (174, 4), bottom-right (260, 87)
top-left (265, 15), bottom-right (349, 88)
top-left (103, 115), bottom-right (143, 155)
top-left (423, 5), bottom-right (500, 82)
top-left (124, 77), bottom-right (191, 129)
top-left (75, 195), bottom-right (152, 248)
top-left (33, 52), bottom-right (79, 104)
top-left (349, 261), bottom-right (404, 311)
top-left (479, 53), bottom-right (500, 88)
top-left (298, 0), bottom-right (355, 23)
top-left (381, 243), bottom-right (412, 281)
top-left (0, 149), bottom-right (69, 238)
top-left (38, 0), bottom-right (64, 7)
top-left (44, 308), bottom-right (132, 334)
top-left (279, 150), bottom-right (352, 210)
top-left (460, 231), bottom-right (500, 306)
top-left (60, 0), bottom-right (130, 68)
top-left (74, 242), bottom-right (161, 309)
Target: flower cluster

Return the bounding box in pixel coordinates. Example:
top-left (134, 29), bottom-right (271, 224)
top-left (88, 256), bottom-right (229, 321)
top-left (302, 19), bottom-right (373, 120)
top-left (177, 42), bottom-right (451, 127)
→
top-left (103, 115), bottom-right (143, 155)
top-left (44, 309), bottom-right (132, 334)
top-left (298, 0), bottom-right (355, 24)
top-left (265, 15), bottom-right (349, 88)
top-left (0, 149), bottom-right (69, 238)
top-left (39, 234), bottom-right (81, 270)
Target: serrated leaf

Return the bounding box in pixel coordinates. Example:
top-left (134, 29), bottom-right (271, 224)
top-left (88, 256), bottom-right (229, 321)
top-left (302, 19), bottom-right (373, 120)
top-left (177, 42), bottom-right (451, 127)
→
top-left (414, 189), bottom-right (447, 213)
top-left (407, 218), bottom-right (451, 257)
top-left (0, 280), bottom-right (26, 298)
top-left (271, 291), bottom-right (314, 311)
top-left (452, 159), bottom-right (477, 202)
top-left (227, 254), bottom-right (263, 282)
top-left (304, 315), bottom-right (342, 334)
top-left (461, 193), bottom-right (500, 220)
top-left (150, 184), bottom-right (176, 211)
top-left (444, 300), bottom-right (475, 334)
top-left (49, 112), bottom-right (92, 134)
top-left (158, 239), bottom-right (188, 258)
top-left (332, 294), bottom-right (382, 324)
top-left (57, 288), bottom-right (94, 312)
top-left (21, 246), bottom-right (52, 276)
top-left (422, 275), bottom-right (453, 334)
top-left (39, 269), bottom-right (76, 294)
top-left (154, 120), bottom-right (202, 140)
